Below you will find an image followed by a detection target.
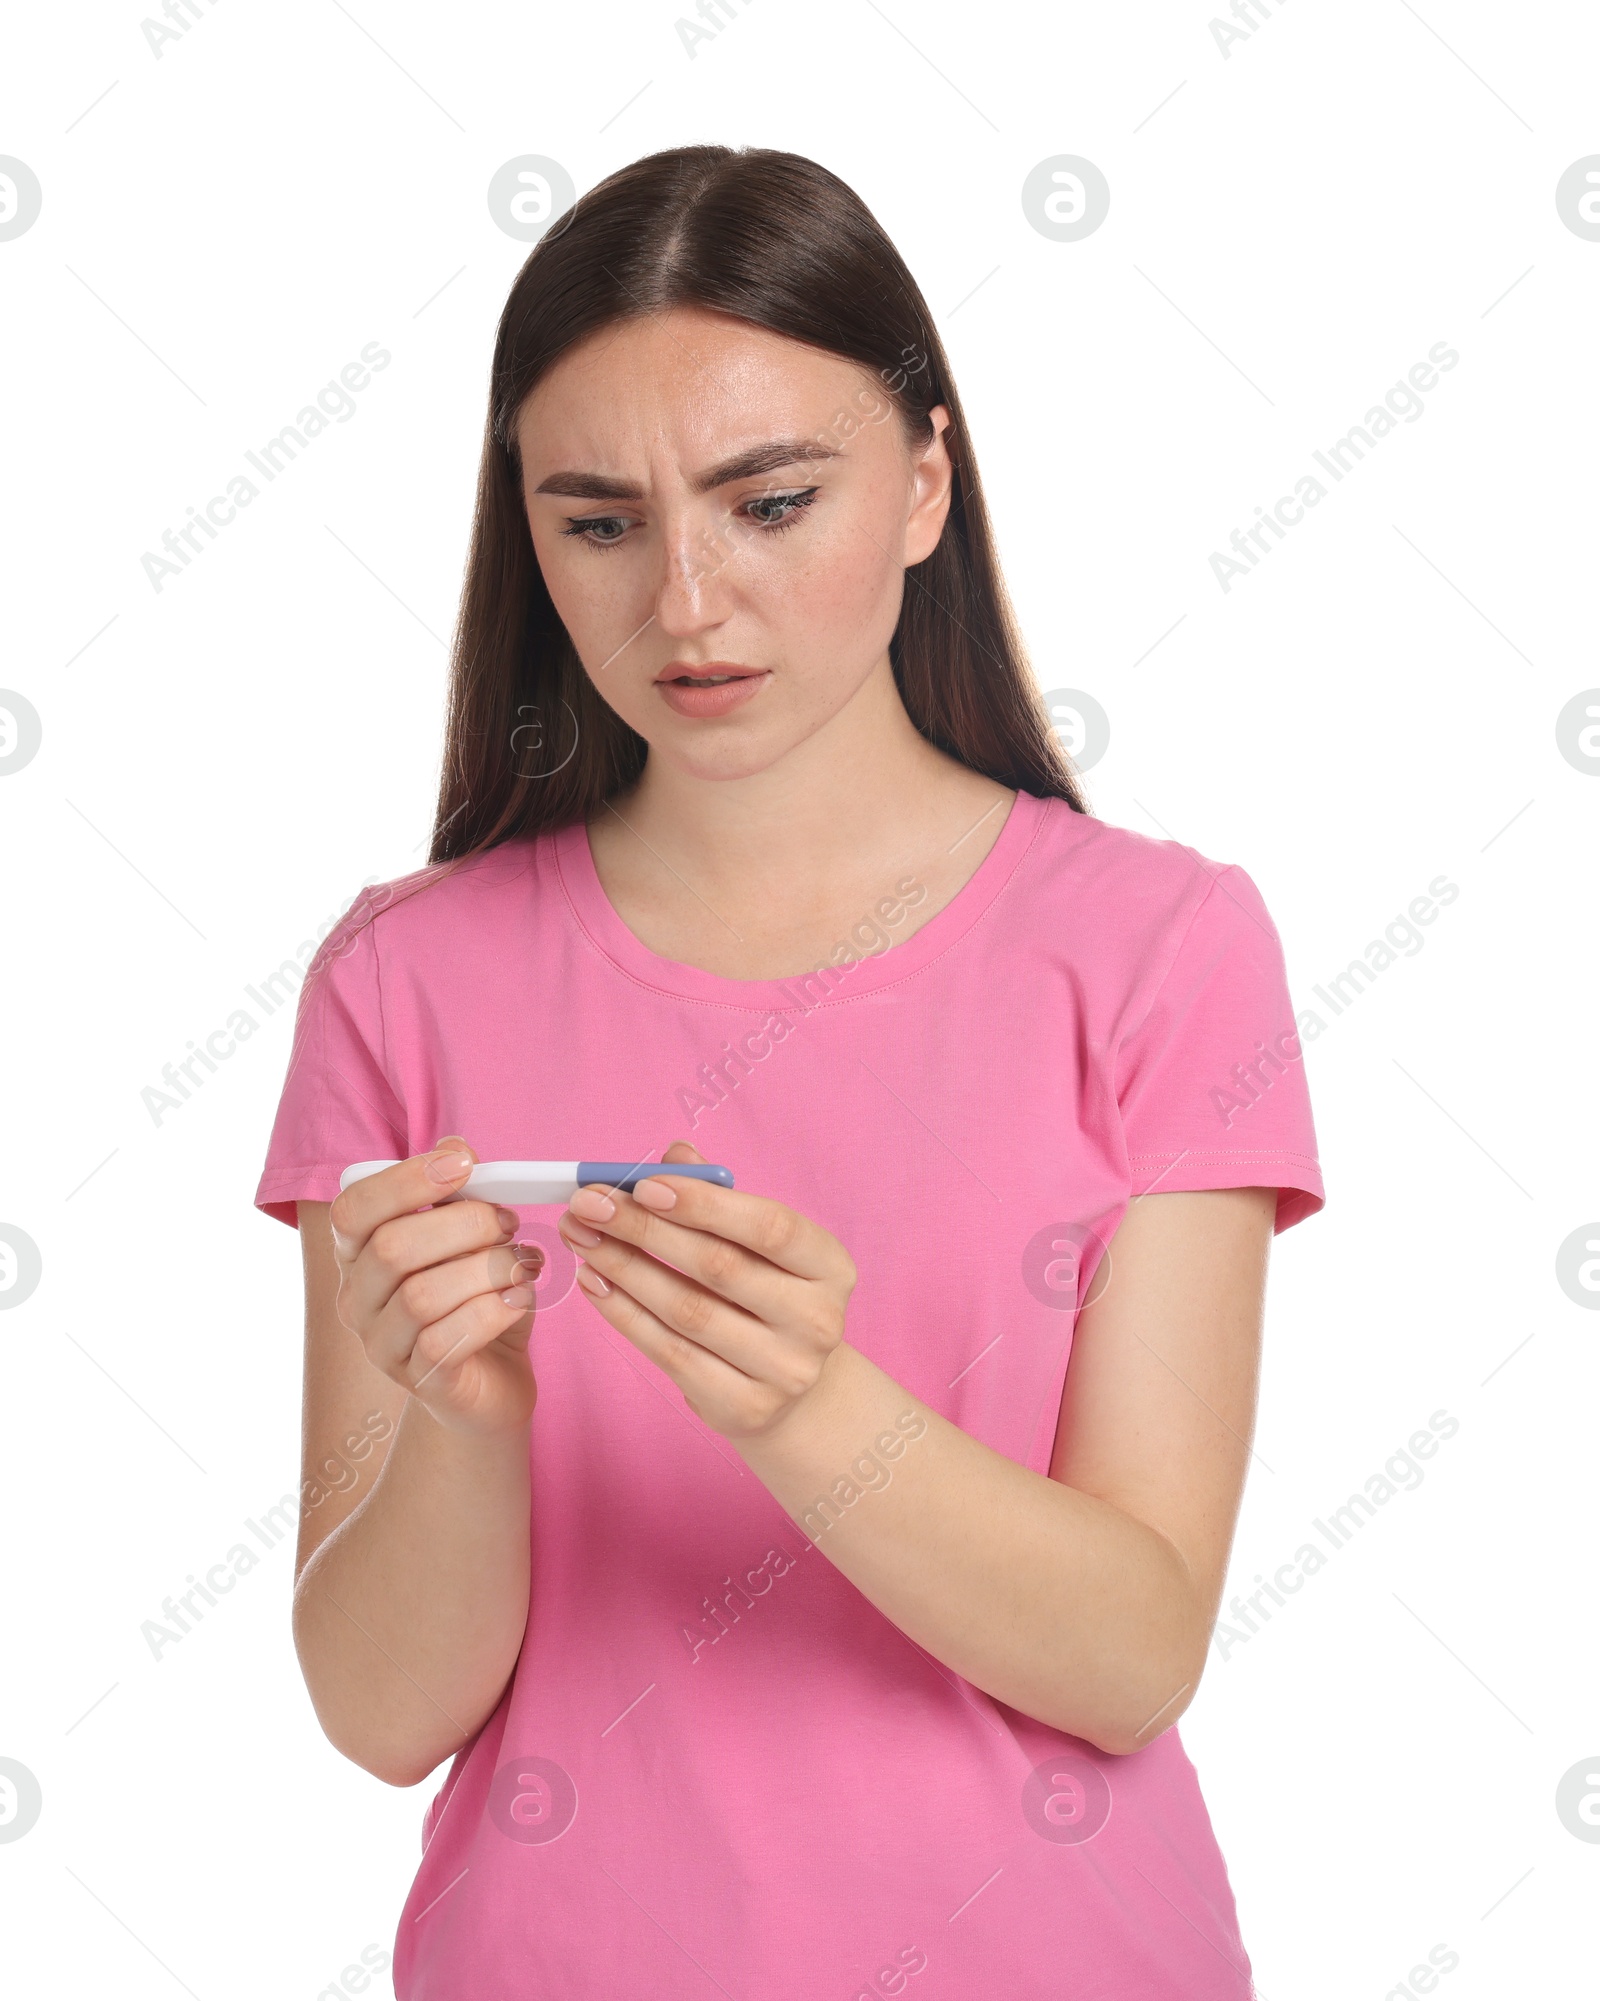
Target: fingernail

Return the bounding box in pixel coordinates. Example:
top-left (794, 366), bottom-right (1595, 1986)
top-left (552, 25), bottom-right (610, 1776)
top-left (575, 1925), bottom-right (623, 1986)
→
top-left (632, 1176), bottom-right (677, 1210)
top-left (575, 1264), bottom-right (609, 1296)
top-left (561, 1215), bottom-right (603, 1248)
top-left (513, 1247), bottom-right (545, 1275)
top-left (426, 1150), bottom-right (473, 1185)
top-left (495, 1206), bottom-right (521, 1234)
top-left (571, 1186), bottom-right (616, 1221)
top-left (500, 1284), bottom-right (536, 1308)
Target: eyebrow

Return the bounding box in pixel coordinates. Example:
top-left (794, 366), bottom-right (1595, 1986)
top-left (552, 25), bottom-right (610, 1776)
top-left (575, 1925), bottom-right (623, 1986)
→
top-left (531, 438), bottom-right (841, 503)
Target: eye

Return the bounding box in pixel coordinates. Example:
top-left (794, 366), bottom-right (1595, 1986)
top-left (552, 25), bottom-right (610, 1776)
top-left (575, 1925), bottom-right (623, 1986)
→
top-left (559, 513), bottom-right (633, 547)
top-left (742, 487), bottom-right (819, 531)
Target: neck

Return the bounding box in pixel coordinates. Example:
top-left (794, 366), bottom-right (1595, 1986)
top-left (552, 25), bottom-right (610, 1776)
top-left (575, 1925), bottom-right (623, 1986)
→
top-left (601, 652), bottom-right (1003, 903)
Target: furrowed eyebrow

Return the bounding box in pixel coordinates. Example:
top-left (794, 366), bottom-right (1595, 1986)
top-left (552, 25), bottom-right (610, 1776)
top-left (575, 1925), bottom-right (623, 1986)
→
top-left (691, 439), bottom-right (840, 493)
top-left (532, 469), bottom-right (643, 501)
top-left (531, 438), bottom-right (840, 502)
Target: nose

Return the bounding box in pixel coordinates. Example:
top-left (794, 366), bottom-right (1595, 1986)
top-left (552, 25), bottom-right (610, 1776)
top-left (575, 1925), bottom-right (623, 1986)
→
top-left (651, 503), bottom-right (740, 641)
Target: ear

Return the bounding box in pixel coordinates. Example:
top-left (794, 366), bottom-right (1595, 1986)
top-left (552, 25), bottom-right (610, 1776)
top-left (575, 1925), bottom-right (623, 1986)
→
top-left (903, 405), bottom-right (954, 569)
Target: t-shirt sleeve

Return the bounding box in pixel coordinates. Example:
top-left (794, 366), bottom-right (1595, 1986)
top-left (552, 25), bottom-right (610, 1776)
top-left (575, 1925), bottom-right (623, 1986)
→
top-left (1115, 861), bottom-right (1325, 1233)
top-left (252, 911), bottom-right (409, 1229)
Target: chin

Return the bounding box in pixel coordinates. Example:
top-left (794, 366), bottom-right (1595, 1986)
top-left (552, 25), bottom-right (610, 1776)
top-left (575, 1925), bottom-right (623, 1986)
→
top-left (656, 736), bottom-right (792, 784)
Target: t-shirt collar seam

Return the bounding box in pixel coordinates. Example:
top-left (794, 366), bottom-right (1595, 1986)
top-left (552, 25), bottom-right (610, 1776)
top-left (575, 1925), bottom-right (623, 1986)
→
top-left (550, 790), bottom-right (1053, 1010)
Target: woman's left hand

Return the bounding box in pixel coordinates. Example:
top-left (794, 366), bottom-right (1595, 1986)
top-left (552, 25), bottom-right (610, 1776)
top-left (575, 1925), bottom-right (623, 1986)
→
top-left (556, 1140), bottom-right (857, 1439)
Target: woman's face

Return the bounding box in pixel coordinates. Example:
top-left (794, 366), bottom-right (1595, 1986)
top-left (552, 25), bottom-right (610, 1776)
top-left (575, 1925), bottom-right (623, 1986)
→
top-left (515, 307), bottom-right (952, 783)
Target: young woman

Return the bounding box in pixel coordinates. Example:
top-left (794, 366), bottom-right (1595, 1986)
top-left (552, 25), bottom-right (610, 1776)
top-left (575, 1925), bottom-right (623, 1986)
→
top-left (256, 144), bottom-right (1324, 1998)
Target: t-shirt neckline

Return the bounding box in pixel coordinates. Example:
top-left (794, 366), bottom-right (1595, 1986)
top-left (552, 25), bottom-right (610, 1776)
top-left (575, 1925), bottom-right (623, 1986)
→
top-left (553, 786), bottom-right (1045, 1012)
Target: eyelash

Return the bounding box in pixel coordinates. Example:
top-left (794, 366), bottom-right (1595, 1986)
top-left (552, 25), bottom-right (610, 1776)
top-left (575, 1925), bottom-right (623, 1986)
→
top-left (558, 487), bottom-right (821, 550)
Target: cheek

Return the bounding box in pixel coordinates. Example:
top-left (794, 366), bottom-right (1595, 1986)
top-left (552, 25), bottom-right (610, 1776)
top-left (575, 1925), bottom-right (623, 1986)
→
top-left (761, 498), bottom-right (902, 641)
top-left (532, 532), bottom-right (600, 616)
top-left (532, 529), bottom-right (627, 640)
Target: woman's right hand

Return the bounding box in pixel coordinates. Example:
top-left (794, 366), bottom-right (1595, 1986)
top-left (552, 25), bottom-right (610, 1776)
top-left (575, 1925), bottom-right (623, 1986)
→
top-left (326, 1136), bottom-right (544, 1435)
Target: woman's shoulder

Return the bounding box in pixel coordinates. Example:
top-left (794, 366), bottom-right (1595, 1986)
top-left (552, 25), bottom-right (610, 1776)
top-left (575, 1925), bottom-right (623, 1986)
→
top-left (1023, 793), bottom-right (1261, 931)
top-left (310, 831), bottom-right (559, 971)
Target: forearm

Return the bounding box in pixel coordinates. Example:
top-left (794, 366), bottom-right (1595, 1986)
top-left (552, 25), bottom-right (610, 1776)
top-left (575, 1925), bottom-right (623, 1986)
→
top-left (293, 1399), bottom-right (531, 1786)
top-left (737, 1343), bottom-right (1205, 1755)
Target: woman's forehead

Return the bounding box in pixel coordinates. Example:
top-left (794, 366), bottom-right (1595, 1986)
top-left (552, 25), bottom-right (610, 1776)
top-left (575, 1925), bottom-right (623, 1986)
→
top-left (516, 319), bottom-right (884, 475)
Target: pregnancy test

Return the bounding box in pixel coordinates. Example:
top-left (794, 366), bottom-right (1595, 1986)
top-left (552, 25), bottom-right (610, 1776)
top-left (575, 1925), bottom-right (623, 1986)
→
top-left (338, 1159), bottom-right (736, 1205)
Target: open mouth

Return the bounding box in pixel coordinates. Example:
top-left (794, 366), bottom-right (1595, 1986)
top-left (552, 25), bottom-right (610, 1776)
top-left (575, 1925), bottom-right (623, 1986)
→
top-left (653, 663), bottom-right (770, 715)
top-left (658, 667), bottom-right (761, 685)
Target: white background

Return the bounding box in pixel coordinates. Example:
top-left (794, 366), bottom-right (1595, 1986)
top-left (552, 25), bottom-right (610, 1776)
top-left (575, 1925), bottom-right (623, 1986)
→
top-left (2, 1), bottom-right (1596, 1995)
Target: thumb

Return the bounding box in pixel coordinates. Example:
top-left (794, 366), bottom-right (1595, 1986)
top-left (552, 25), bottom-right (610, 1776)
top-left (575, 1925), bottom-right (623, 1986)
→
top-left (661, 1138), bottom-right (707, 1165)
top-left (432, 1133), bottom-right (479, 1160)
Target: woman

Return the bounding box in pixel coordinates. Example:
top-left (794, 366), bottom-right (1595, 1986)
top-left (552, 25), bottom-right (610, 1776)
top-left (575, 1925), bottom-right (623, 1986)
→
top-left (256, 144), bottom-right (1324, 1998)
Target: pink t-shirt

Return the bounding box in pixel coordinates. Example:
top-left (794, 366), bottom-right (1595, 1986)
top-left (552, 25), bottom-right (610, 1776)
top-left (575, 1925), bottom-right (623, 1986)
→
top-left (255, 788), bottom-right (1324, 1999)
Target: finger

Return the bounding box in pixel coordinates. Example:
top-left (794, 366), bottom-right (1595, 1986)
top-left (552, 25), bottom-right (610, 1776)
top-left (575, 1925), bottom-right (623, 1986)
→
top-left (329, 1138), bottom-right (480, 1265)
top-left (565, 1188), bottom-right (795, 1327)
top-left (573, 1259), bottom-right (762, 1412)
top-left (401, 1286), bottom-right (538, 1401)
top-left (346, 1197), bottom-right (527, 1332)
top-left (365, 1239), bottom-right (546, 1378)
top-left (335, 1139), bottom-right (527, 1326)
top-left (333, 1135), bottom-right (516, 1261)
top-left (567, 1229), bottom-right (784, 1381)
top-left (660, 1137), bottom-right (708, 1166)
top-left (579, 1172), bottom-right (844, 1286)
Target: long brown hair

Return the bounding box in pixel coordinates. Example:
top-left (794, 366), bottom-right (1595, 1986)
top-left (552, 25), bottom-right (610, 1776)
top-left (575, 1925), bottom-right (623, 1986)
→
top-left (427, 142), bottom-right (1086, 867)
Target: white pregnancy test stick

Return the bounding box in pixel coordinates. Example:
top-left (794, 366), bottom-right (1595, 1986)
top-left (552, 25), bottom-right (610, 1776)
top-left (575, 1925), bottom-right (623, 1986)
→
top-left (338, 1159), bottom-right (736, 1205)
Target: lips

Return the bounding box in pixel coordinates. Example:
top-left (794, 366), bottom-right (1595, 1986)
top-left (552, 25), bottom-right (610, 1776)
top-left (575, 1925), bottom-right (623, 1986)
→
top-left (655, 662), bottom-right (762, 685)
top-left (654, 663), bottom-right (771, 719)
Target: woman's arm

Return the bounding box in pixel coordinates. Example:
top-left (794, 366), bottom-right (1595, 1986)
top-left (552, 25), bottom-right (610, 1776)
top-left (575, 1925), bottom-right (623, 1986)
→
top-left (738, 1186), bottom-right (1273, 1754)
top-left (289, 1147), bottom-right (546, 1787)
top-left (561, 1168), bottom-right (1276, 1756)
